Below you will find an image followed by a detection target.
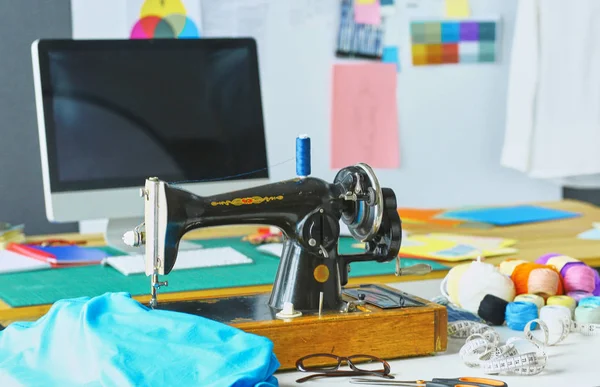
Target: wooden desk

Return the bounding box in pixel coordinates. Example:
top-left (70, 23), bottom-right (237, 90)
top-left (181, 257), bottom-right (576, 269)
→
top-left (2, 199), bottom-right (600, 324)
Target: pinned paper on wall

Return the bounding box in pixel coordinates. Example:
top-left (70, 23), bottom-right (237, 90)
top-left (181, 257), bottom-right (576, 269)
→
top-left (70, 0), bottom-right (202, 39)
top-left (382, 46), bottom-right (400, 71)
top-left (354, 0), bottom-right (381, 25)
top-left (444, 0), bottom-right (470, 18)
top-left (337, 0), bottom-right (385, 59)
top-left (331, 63), bottom-right (400, 169)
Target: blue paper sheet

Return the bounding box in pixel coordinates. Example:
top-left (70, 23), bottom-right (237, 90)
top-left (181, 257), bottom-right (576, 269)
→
top-left (437, 205), bottom-right (580, 226)
top-left (382, 46), bottom-right (400, 71)
top-left (0, 293), bottom-right (279, 387)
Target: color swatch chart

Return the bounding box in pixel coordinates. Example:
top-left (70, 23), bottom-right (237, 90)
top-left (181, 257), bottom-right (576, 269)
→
top-left (411, 19), bottom-right (499, 66)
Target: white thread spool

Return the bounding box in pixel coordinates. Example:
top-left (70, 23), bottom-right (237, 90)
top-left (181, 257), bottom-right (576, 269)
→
top-left (539, 305), bottom-right (572, 343)
top-left (575, 305), bottom-right (600, 324)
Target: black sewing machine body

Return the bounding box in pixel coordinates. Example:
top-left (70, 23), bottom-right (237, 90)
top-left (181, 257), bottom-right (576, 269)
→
top-left (153, 163), bottom-right (402, 312)
top-left (128, 163), bottom-right (447, 370)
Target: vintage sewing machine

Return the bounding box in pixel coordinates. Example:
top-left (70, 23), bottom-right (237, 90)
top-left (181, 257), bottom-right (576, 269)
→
top-left (123, 145), bottom-right (447, 369)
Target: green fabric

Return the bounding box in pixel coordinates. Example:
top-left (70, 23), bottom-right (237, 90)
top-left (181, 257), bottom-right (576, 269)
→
top-left (0, 238), bottom-right (448, 307)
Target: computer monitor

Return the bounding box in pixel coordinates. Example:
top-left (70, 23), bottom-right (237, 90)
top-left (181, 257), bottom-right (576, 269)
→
top-left (31, 38), bottom-right (269, 250)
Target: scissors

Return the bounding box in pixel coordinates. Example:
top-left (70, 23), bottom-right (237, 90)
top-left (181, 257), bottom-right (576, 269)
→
top-left (349, 376), bottom-right (507, 387)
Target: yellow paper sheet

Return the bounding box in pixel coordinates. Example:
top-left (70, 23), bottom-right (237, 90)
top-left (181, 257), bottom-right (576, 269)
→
top-left (444, 0), bottom-right (470, 18)
top-left (356, 0), bottom-right (377, 4)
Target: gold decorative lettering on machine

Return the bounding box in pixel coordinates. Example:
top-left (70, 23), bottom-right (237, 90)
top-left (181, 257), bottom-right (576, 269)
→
top-left (210, 195), bottom-right (284, 207)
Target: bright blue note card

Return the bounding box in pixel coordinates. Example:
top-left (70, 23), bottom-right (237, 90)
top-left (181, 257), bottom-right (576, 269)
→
top-left (439, 205), bottom-right (580, 226)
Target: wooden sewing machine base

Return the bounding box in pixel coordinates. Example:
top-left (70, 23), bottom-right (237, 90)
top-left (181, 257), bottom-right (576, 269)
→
top-left (157, 284), bottom-right (448, 370)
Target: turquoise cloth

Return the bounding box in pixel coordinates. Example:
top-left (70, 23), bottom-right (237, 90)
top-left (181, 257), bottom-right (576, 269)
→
top-left (0, 293), bottom-right (279, 387)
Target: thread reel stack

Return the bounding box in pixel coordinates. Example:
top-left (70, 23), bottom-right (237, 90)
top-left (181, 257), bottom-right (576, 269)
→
top-left (441, 254), bottom-right (600, 329)
top-left (536, 253), bottom-right (600, 298)
top-left (440, 258), bottom-right (515, 326)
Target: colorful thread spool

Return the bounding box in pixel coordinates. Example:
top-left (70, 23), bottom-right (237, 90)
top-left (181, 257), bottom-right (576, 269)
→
top-left (546, 295), bottom-right (576, 316)
top-left (575, 305), bottom-right (600, 323)
top-left (505, 301), bottom-right (538, 331)
top-left (477, 294), bottom-right (509, 325)
top-left (536, 254), bottom-right (600, 296)
top-left (579, 296), bottom-right (600, 308)
top-left (514, 294), bottom-right (545, 311)
top-left (295, 135), bottom-right (311, 177)
top-left (568, 291), bottom-right (594, 303)
top-left (498, 259), bottom-right (528, 276)
top-left (510, 262), bottom-right (564, 298)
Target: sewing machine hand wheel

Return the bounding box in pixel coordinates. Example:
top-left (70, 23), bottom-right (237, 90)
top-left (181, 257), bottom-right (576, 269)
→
top-left (334, 164), bottom-right (403, 286)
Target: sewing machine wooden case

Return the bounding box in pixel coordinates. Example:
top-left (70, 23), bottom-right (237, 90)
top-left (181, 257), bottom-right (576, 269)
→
top-left (156, 283), bottom-right (448, 370)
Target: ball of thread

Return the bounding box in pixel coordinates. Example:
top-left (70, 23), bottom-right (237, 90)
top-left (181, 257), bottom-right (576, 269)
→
top-left (536, 253), bottom-right (564, 265)
top-left (568, 291), bottom-right (594, 302)
top-left (457, 261), bottom-right (516, 314)
top-left (477, 294), bottom-right (509, 325)
top-left (537, 254), bottom-right (600, 295)
top-left (543, 255), bottom-right (579, 271)
top-left (505, 301), bottom-right (539, 331)
top-left (561, 263), bottom-right (597, 293)
top-left (546, 295), bottom-right (576, 315)
top-left (575, 305), bottom-right (600, 323)
top-left (579, 296), bottom-right (600, 308)
top-left (498, 259), bottom-right (528, 276)
top-left (511, 262), bottom-right (564, 297)
top-left (593, 269), bottom-right (600, 296)
top-left (514, 294), bottom-right (545, 311)
top-left (443, 263), bottom-right (471, 306)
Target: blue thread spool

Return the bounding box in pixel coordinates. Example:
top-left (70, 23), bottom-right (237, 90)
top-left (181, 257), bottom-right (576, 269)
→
top-left (296, 135), bottom-right (311, 177)
top-left (579, 296), bottom-right (600, 308)
top-left (505, 301), bottom-right (539, 331)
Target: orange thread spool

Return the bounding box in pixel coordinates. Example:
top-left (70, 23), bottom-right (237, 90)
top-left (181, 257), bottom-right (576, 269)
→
top-left (511, 262), bottom-right (564, 298)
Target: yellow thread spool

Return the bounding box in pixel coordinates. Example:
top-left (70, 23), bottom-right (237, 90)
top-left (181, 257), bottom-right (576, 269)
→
top-left (547, 295), bottom-right (576, 316)
top-left (499, 259), bottom-right (527, 276)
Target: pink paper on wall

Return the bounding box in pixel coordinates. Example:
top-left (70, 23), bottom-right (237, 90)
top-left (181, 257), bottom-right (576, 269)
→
top-left (354, 1), bottom-right (381, 25)
top-left (330, 63), bottom-right (400, 169)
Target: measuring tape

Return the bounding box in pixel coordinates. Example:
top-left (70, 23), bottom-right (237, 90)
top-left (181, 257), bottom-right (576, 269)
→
top-left (449, 321), bottom-right (547, 375)
top-left (449, 314), bottom-right (600, 376)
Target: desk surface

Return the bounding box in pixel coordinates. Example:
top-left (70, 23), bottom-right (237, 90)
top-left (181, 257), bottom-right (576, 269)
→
top-left (276, 279), bottom-right (600, 387)
top-left (2, 199), bottom-right (600, 323)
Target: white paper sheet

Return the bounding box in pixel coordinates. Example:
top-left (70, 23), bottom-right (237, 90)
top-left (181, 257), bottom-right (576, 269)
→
top-left (201, 0), bottom-right (270, 71)
top-left (256, 243), bottom-right (283, 257)
top-left (104, 247), bottom-right (252, 276)
top-left (0, 250), bottom-right (51, 274)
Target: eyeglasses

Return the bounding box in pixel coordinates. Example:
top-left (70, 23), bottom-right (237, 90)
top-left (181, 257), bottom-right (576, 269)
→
top-left (295, 353), bottom-right (393, 383)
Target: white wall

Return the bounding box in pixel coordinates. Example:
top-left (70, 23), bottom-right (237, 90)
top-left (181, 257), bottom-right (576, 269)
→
top-left (257, 0), bottom-right (561, 208)
top-left (70, 0), bottom-right (561, 219)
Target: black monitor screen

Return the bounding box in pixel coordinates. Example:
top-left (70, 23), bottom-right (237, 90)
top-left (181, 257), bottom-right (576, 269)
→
top-left (36, 39), bottom-right (268, 192)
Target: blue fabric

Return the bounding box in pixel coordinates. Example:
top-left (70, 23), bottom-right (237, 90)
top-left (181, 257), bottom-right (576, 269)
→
top-left (0, 292), bottom-right (279, 387)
